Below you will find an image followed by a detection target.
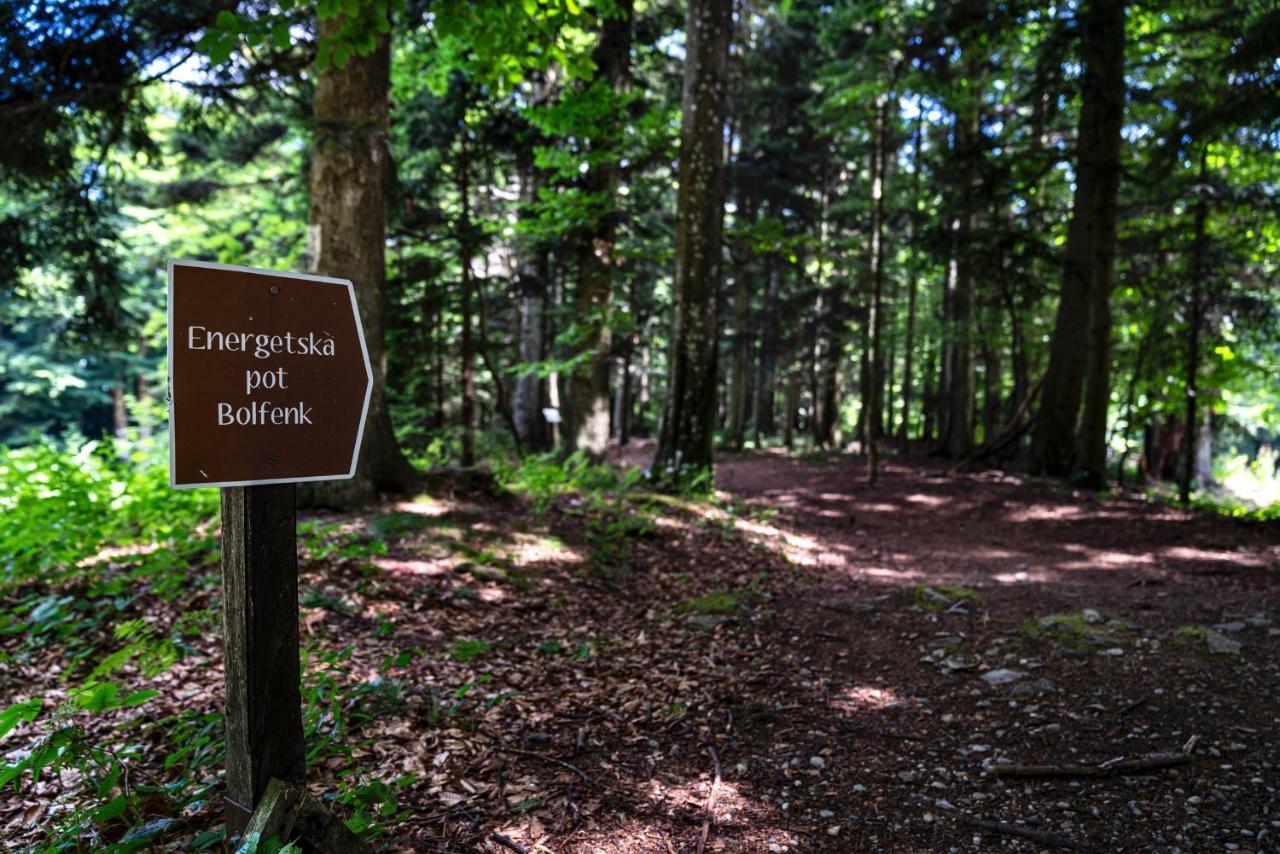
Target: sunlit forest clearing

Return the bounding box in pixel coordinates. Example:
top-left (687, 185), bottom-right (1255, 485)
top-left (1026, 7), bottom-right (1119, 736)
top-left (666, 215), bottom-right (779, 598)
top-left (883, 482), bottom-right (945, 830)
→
top-left (1, 0), bottom-right (1278, 851)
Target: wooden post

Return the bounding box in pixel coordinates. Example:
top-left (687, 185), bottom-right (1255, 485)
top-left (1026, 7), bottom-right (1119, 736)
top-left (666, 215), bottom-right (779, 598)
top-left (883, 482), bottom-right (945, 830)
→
top-left (220, 484), bottom-right (306, 845)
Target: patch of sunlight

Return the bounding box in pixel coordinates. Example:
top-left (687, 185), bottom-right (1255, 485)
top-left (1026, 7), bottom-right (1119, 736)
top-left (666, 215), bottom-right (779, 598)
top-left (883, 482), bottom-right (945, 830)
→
top-left (1220, 450), bottom-right (1280, 507)
top-left (833, 684), bottom-right (903, 710)
top-left (860, 502), bottom-right (899, 513)
top-left (969, 547), bottom-right (1018, 560)
top-left (508, 532), bottom-right (582, 565)
top-left (863, 565), bottom-right (921, 580)
top-left (993, 570), bottom-right (1039, 583)
top-left (1165, 545), bottom-right (1266, 568)
top-left (392, 495), bottom-right (450, 515)
top-left (652, 514), bottom-right (694, 531)
top-left (477, 586), bottom-right (507, 603)
top-left (904, 493), bottom-right (946, 506)
top-left (371, 556), bottom-right (451, 576)
top-left (77, 541), bottom-right (160, 568)
top-left (1005, 504), bottom-right (1083, 522)
top-left (643, 777), bottom-right (750, 823)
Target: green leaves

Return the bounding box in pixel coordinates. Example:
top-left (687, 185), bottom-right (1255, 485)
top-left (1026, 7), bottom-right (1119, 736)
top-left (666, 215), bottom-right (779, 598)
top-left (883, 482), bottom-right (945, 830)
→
top-left (0, 699), bottom-right (41, 739)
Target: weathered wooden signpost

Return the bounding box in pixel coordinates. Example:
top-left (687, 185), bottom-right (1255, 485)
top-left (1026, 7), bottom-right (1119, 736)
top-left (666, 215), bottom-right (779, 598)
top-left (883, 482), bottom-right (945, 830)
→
top-left (168, 260), bottom-right (373, 850)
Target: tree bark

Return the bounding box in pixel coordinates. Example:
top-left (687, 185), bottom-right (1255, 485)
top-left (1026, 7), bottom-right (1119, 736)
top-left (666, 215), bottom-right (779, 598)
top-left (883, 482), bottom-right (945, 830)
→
top-left (753, 255), bottom-right (779, 442)
top-left (513, 106), bottom-right (551, 451)
top-left (652, 0), bottom-right (731, 484)
top-left (899, 115), bottom-right (924, 452)
top-left (458, 123), bottom-right (476, 468)
top-left (568, 0), bottom-right (632, 462)
top-left (942, 93), bottom-right (980, 458)
top-left (305, 19), bottom-right (415, 507)
top-left (1031, 0), bottom-right (1126, 480)
top-left (867, 94), bottom-right (892, 483)
top-left (1179, 151), bottom-right (1209, 503)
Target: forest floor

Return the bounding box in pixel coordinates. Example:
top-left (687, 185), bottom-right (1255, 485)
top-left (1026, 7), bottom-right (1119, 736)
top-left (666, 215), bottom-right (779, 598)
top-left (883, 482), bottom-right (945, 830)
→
top-left (3, 446), bottom-right (1279, 852)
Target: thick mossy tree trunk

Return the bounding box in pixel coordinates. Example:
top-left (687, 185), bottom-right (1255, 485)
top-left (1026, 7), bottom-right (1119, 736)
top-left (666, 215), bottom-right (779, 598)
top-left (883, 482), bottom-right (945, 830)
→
top-left (1031, 0), bottom-right (1126, 480)
top-left (568, 0), bottom-right (632, 462)
top-left (305, 20), bottom-right (415, 508)
top-left (651, 0), bottom-right (731, 485)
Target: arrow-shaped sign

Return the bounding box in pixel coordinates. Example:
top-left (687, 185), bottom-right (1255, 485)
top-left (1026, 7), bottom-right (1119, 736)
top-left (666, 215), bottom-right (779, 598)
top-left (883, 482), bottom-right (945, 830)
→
top-left (167, 260), bottom-right (372, 488)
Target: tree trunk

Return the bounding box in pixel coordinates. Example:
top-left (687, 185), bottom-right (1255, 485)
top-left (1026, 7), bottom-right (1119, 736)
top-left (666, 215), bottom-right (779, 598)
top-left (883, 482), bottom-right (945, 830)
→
top-left (867, 94), bottom-right (891, 483)
top-left (1179, 151), bottom-right (1209, 504)
top-left (943, 94), bottom-right (980, 459)
top-left (899, 115), bottom-right (924, 453)
top-left (568, 0), bottom-right (632, 462)
top-left (1031, 0), bottom-right (1126, 480)
top-left (725, 171), bottom-right (757, 450)
top-left (458, 124), bottom-right (477, 468)
top-left (513, 130), bottom-right (551, 451)
top-left (1075, 0), bottom-right (1127, 488)
top-left (304, 18), bottom-right (414, 507)
top-left (753, 255), bottom-right (779, 443)
top-left (652, 0), bottom-right (731, 484)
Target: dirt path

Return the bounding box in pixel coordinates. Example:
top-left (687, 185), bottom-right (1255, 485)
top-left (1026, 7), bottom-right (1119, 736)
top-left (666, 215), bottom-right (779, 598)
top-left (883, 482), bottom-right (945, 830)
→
top-left (3, 449), bottom-right (1277, 852)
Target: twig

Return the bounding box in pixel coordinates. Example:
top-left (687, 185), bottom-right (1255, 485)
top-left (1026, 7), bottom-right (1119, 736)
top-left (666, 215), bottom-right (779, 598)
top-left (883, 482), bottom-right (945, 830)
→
top-left (958, 814), bottom-right (1081, 850)
top-left (490, 831), bottom-right (528, 854)
top-left (1117, 696), bottom-right (1149, 717)
top-left (697, 743), bottom-right (722, 854)
top-left (994, 751), bottom-right (1195, 779)
top-left (502, 746), bottom-right (591, 782)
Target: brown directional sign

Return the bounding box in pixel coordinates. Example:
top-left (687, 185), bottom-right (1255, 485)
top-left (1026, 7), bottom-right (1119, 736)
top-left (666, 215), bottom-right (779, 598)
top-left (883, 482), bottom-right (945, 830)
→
top-left (168, 260), bottom-right (372, 488)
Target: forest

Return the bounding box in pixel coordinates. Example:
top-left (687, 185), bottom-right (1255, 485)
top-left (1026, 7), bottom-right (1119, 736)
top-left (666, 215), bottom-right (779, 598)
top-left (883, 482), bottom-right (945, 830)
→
top-left (1, 0), bottom-right (1278, 851)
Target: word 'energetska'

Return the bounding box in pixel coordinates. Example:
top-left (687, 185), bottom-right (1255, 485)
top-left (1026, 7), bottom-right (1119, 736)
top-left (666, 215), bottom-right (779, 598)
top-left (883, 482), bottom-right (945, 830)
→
top-left (187, 326), bottom-right (337, 359)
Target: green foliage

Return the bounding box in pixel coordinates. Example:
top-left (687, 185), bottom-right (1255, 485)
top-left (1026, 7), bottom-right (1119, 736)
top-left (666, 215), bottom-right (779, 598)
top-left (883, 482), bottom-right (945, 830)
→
top-left (449, 637), bottom-right (492, 662)
top-left (0, 438), bottom-right (217, 585)
top-left (495, 452), bottom-right (643, 512)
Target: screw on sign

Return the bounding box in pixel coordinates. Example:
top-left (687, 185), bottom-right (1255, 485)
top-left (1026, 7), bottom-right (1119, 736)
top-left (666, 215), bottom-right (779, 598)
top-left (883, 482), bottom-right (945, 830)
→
top-left (167, 260), bottom-right (374, 851)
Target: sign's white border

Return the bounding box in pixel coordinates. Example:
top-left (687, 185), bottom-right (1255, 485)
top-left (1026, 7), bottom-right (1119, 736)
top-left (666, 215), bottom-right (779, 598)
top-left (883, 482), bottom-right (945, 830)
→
top-left (167, 259), bottom-right (374, 489)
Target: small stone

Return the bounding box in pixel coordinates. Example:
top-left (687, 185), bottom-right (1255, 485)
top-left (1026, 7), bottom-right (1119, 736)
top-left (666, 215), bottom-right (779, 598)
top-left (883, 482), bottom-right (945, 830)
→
top-left (898, 770), bottom-right (919, 783)
top-left (853, 784), bottom-right (867, 793)
top-left (1009, 678), bottom-right (1056, 698)
top-left (1100, 647), bottom-right (1125, 657)
top-left (1204, 632), bottom-right (1242, 655)
top-left (1214, 622), bottom-right (1246, 634)
top-left (1082, 608), bottom-right (1103, 624)
top-left (809, 756), bottom-right (826, 769)
top-left (819, 809), bottom-right (835, 819)
top-left (827, 825), bottom-right (841, 836)
top-left (980, 668), bottom-right (1025, 685)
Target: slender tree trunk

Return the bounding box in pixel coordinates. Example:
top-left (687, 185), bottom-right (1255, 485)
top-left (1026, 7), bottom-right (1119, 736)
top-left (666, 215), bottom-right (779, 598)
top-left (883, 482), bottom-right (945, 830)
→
top-left (900, 116), bottom-right (924, 453)
top-left (725, 158), bottom-right (756, 450)
top-left (943, 95), bottom-right (979, 458)
top-left (305, 18), bottom-right (414, 507)
top-left (569, 0), bottom-right (632, 462)
top-left (514, 145), bottom-right (550, 451)
top-left (867, 94), bottom-right (891, 483)
top-left (783, 367), bottom-right (798, 451)
top-left (753, 254), bottom-right (779, 443)
top-left (724, 243), bottom-right (752, 449)
top-left (458, 127), bottom-right (476, 468)
top-left (1031, 0), bottom-right (1126, 480)
top-left (1179, 151), bottom-right (1209, 504)
top-left (652, 0), bottom-right (731, 484)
